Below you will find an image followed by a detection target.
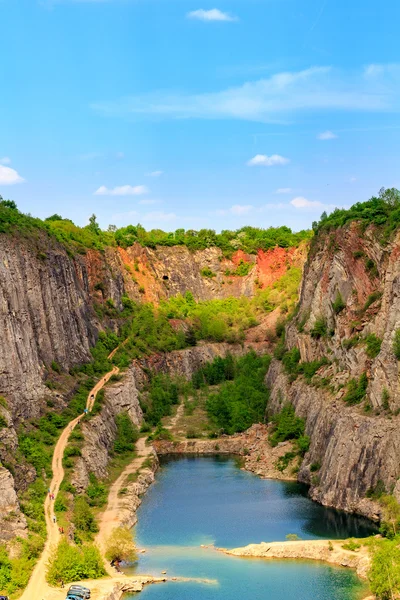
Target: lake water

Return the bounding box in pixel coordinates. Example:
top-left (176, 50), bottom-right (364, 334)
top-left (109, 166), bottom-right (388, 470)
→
top-left (125, 456), bottom-right (375, 600)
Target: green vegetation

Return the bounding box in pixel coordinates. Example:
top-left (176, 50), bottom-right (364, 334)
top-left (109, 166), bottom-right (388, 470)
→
top-left (310, 316), bottom-right (327, 339)
top-left (280, 346), bottom-right (329, 383)
top-left (364, 333), bottom-right (382, 358)
top-left (332, 291), bottom-right (346, 314)
top-left (140, 374), bottom-right (182, 426)
top-left (343, 372), bottom-right (368, 405)
top-left (268, 404), bottom-right (308, 450)
top-left (369, 537), bottom-right (400, 599)
top-left (0, 197), bottom-right (311, 257)
top-left (200, 267), bottom-right (216, 278)
top-left (204, 351), bottom-right (271, 434)
top-left (105, 526), bottom-right (137, 564)
top-left (0, 536), bottom-right (44, 596)
top-left (312, 188), bottom-right (400, 244)
top-left (46, 539), bottom-right (106, 586)
top-left (341, 539), bottom-right (361, 552)
top-left (114, 413), bottom-right (139, 454)
top-left (363, 290), bottom-right (382, 311)
top-left (393, 328), bottom-right (400, 360)
top-left (225, 260), bottom-right (253, 277)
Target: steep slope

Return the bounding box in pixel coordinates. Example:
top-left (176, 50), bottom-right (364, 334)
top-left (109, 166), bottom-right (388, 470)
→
top-left (266, 222), bottom-right (400, 519)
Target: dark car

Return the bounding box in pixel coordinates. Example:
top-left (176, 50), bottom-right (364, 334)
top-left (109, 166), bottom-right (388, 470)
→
top-left (0, 596), bottom-right (9, 600)
top-left (66, 595), bottom-right (82, 600)
top-left (68, 585), bottom-right (91, 599)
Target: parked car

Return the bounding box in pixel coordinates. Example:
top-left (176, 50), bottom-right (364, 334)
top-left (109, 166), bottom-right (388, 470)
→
top-left (68, 585), bottom-right (91, 599)
top-left (66, 595), bottom-right (82, 600)
top-left (0, 595), bottom-right (9, 600)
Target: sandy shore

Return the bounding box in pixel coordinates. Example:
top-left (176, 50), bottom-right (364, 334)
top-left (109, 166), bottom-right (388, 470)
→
top-left (218, 539), bottom-right (372, 579)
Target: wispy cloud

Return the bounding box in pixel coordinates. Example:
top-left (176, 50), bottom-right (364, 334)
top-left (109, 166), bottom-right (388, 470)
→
top-left (247, 154), bottom-right (289, 167)
top-left (94, 185), bottom-right (149, 196)
top-left (317, 130), bottom-right (338, 140)
top-left (290, 196), bottom-right (323, 209)
top-left (79, 152), bottom-right (103, 161)
top-left (215, 204), bottom-right (254, 216)
top-left (0, 157), bottom-right (11, 165)
top-left (276, 187), bottom-right (292, 194)
top-left (145, 170), bottom-right (163, 177)
top-left (0, 165), bottom-right (25, 185)
top-left (187, 9), bottom-right (238, 22)
top-left (91, 64), bottom-right (400, 123)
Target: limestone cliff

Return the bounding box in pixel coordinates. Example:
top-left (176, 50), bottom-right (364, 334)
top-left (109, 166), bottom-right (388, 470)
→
top-left (266, 223), bottom-right (400, 519)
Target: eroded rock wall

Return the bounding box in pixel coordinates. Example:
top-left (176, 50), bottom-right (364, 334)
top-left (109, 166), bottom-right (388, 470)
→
top-left (266, 224), bottom-right (400, 518)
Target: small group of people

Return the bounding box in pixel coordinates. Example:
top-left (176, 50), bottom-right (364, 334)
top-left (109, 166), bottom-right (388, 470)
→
top-left (58, 526), bottom-right (65, 534)
top-left (49, 492), bottom-right (55, 500)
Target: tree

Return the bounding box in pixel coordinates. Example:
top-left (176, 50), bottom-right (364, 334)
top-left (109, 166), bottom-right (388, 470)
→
top-left (107, 224), bottom-right (117, 232)
top-left (0, 199), bottom-right (17, 210)
top-left (105, 526), bottom-right (137, 563)
top-left (88, 214), bottom-right (100, 234)
top-left (369, 538), bottom-right (400, 599)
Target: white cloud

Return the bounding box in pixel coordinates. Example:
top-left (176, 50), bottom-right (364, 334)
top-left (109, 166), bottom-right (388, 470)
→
top-left (92, 64), bottom-right (400, 123)
top-left (247, 154), bottom-right (289, 167)
top-left (276, 187), bottom-right (292, 194)
top-left (215, 204), bottom-right (254, 216)
top-left (187, 8), bottom-right (237, 22)
top-left (115, 152), bottom-right (124, 160)
top-left (0, 165), bottom-right (25, 185)
top-left (317, 130), bottom-right (338, 140)
top-left (290, 196), bottom-right (323, 209)
top-left (145, 170), bottom-right (163, 177)
top-left (79, 152), bottom-right (103, 161)
top-left (94, 184), bottom-right (149, 196)
top-left (0, 157), bottom-right (11, 165)
top-left (349, 176), bottom-right (357, 183)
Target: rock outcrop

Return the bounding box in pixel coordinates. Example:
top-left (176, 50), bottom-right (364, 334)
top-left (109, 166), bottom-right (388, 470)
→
top-left (266, 224), bottom-right (400, 518)
top-left (0, 467), bottom-right (27, 540)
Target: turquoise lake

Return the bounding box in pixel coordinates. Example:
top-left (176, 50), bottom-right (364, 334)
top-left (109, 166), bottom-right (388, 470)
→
top-left (126, 456), bottom-right (375, 600)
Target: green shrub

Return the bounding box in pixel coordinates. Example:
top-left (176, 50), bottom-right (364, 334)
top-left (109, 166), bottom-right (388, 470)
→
top-left (113, 413), bottom-right (139, 454)
top-left (105, 526), bottom-right (137, 564)
top-left (276, 451), bottom-right (296, 472)
top-left (332, 291), bottom-right (346, 314)
top-left (0, 415), bottom-right (7, 428)
top-left (343, 373), bottom-right (368, 405)
top-left (368, 538), bottom-right (400, 598)
top-left (86, 473), bottom-right (107, 507)
top-left (382, 388), bottom-right (390, 411)
top-left (200, 267), bottom-right (216, 278)
top-left (393, 329), bottom-right (400, 360)
top-left (269, 404), bottom-right (305, 447)
top-left (363, 291), bottom-right (382, 311)
top-left (364, 334), bottom-right (382, 358)
top-left (73, 497), bottom-right (98, 534)
top-left (46, 539), bottom-right (106, 585)
top-left (342, 539), bottom-right (361, 551)
top-left (310, 317), bottom-right (327, 339)
top-left (51, 360), bottom-right (61, 374)
top-left (310, 462), bottom-right (321, 472)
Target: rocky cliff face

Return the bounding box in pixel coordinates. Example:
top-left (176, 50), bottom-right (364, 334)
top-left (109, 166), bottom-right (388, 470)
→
top-left (266, 223), bottom-right (400, 519)
top-left (0, 233), bottom-right (302, 421)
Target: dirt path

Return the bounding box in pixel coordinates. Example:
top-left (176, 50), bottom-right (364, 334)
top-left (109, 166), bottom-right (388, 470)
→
top-left (20, 359), bottom-right (120, 600)
top-left (96, 437), bottom-right (153, 575)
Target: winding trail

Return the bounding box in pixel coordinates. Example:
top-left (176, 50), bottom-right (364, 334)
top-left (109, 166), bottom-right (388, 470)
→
top-left (19, 354), bottom-right (120, 600)
top-left (96, 437), bottom-right (153, 575)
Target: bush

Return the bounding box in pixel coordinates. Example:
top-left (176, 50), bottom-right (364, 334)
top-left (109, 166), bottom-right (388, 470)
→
top-left (200, 267), bottom-right (216, 278)
top-left (332, 292), bottom-right (346, 314)
top-left (364, 334), bottom-right (382, 358)
top-left (105, 527), bottom-right (137, 564)
top-left (113, 413), bottom-right (139, 454)
top-left (368, 538), bottom-right (400, 598)
top-left (343, 372), bottom-right (368, 405)
top-left (46, 539), bottom-right (106, 585)
top-left (269, 404), bottom-right (305, 447)
top-left (342, 539), bottom-right (361, 551)
top-left (393, 329), bottom-right (400, 360)
top-left (363, 291), bottom-right (382, 311)
top-left (73, 497), bottom-right (98, 534)
top-left (310, 317), bottom-right (327, 339)
top-left (310, 462), bottom-right (321, 472)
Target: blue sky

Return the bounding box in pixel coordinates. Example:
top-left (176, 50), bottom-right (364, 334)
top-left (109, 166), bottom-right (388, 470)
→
top-left (1, 0), bottom-right (399, 232)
